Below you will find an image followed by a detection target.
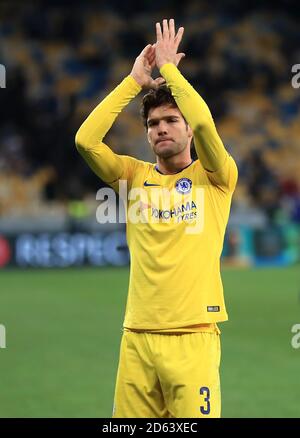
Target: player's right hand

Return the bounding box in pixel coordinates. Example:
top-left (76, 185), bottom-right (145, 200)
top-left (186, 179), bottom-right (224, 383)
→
top-left (130, 44), bottom-right (165, 89)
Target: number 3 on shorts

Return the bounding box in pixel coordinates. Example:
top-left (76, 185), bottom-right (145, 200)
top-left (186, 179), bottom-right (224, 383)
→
top-left (200, 386), bottom-right (211, 415)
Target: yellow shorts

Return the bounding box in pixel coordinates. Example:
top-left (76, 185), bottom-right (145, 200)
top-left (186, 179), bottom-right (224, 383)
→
top-left (112, 329), bottom-right (221, 418)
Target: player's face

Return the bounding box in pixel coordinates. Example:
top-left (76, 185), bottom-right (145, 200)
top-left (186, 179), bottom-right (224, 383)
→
top-left (147, 105), bottom-right (193, 159)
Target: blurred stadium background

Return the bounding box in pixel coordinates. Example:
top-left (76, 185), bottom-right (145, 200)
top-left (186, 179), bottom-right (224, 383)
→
top-left (0, 0), bottom-right (300, 418)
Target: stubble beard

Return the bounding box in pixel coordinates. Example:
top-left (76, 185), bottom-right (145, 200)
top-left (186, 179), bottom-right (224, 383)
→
top-left (153, 141), bottom-right (186, 159)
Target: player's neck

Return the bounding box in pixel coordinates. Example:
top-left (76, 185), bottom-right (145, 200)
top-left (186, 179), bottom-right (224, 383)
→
top-left (156, 152), bottom-right (193, 175)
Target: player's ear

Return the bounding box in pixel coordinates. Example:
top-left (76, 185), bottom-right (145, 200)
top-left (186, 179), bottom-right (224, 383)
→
top-left (187, 124), bottom-right (193, 138)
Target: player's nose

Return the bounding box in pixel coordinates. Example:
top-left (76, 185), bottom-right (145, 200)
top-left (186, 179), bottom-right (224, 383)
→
top-left (157, 121), bottom-right (168, 135)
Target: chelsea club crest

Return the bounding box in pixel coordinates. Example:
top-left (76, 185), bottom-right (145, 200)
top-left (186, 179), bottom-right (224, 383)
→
top-left (175, 178), bottom-right (192, 194)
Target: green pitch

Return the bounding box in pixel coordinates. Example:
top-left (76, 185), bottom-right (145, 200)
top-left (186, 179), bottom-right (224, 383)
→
top-left (0, 266), bottom-right (299, 418)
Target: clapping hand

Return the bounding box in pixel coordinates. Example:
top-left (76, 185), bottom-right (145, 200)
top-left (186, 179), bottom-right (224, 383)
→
top-left (130, 44), bottom-right (165, 89)
top-left (155, 18), bottom-right (185, 70)
top-left (130, 18), bottom-right (185, 89)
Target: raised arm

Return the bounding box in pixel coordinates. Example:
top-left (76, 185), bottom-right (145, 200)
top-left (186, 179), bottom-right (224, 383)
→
top-left (75, 44), bottom-right (163, 185)
top-left (155, 19), bottom-right (238, 190)
top-left (75, 76), bottom-right (140, 184)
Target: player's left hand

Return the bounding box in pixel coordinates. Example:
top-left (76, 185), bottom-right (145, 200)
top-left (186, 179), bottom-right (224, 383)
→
top-left (155, 18), bottom-right (185, 70)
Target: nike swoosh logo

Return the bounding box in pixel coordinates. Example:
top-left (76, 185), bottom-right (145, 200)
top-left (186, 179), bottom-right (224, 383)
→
top-left (144, 181), bottom-right (160, 187)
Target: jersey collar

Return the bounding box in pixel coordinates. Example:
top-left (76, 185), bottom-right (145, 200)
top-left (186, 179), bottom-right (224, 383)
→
top-left (155, 160), bottom-right (194, 175)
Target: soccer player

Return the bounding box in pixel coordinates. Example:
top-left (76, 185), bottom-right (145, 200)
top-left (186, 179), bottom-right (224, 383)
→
top-left (75, 19), bottom-right (238, 418)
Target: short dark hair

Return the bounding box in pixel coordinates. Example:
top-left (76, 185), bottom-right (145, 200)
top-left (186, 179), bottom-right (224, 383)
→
top-left (140, 85), bottom-right (178, 128)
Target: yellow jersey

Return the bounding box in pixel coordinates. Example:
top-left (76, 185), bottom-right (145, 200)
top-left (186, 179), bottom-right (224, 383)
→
top-left (75, 63), bottom-right (238, 330)
top-left (109, 153), bottom-right (236, 329)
